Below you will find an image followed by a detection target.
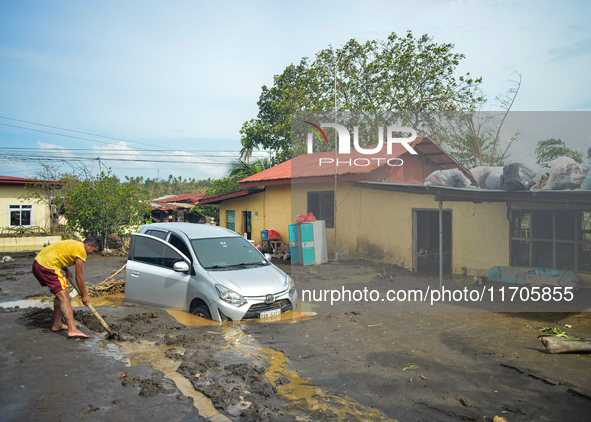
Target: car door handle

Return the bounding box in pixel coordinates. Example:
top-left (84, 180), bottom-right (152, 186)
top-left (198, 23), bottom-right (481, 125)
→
top-left (130, 271), bottom-right (140, 277)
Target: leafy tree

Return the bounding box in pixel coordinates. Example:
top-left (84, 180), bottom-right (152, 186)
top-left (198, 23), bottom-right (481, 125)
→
top-left (434, 73), bottom-right (522, 168)
top-left (63, 171), bottom-right (151, 246)
top-left (205, 177), bottom-right (242, 198)
top-left (535, 138), bottom-right (584, 166)
top-left (241, 31), bottom-right (483, 163)
top-left (189, 203), bottom-right (219, 224)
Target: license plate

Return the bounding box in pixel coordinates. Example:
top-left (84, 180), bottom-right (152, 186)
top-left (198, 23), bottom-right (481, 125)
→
top-left (260, 308), bottom-right (281, 319)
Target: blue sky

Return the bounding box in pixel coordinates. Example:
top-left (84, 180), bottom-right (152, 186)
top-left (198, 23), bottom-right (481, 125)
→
top-left (1, 0), bottom-right (589, 181)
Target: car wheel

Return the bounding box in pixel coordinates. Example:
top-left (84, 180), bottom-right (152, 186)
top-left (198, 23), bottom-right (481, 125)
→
top-left (191, 305), bottom-right (212, 320)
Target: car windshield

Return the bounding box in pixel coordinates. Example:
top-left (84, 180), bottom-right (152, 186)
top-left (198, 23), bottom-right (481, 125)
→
top-left (191, 236), bottom-right (268, 269)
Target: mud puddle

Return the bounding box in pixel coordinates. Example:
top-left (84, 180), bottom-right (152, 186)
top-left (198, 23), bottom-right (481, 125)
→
top-left (118, 339), bottom-right (232, 422)
top-left (0, 294), bottom-right (125, 309)
top-left (167, 303), bottom-right (317, 328)
top-left (162, 306), bottom-right (394, 421)
top-left (108, 305), bottom-right (393, 421)
top-left (223, 324), bottom-right (396, 422)
top-left (0, 298), bottom-right (52, 308)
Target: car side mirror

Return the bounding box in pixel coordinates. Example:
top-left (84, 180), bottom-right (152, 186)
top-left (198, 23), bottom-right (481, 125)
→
top-left (173, 261), bottom-right (190, 272)
top-left (264, 253), bottom-right (272, 261)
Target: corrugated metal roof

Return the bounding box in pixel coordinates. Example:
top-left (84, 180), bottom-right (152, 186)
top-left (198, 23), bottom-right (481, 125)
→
top-left (0, 175), bottom-right (43, 185)
top-left (199, 189), bottom-right (265, 205)
top-left (239, 136), bottom-right (471, 187)
top-left (152, 193), bottom-right (207, 204)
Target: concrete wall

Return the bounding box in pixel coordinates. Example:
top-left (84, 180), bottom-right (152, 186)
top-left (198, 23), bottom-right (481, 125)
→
top-left (0, 185), bottom-right (50, 230)
top-left (0, 235), bottom-right (62, 253)
top-left (292, 182), bottom-right (510, 275)
top-left (220, 183), bottom-right (589, 282)
top-left (219, 185), bottom-right (292, 245)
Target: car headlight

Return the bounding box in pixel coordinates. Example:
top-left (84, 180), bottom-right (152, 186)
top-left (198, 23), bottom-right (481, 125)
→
top-left (215, 284), bottom-right (247, 307)
top-left (286, 275), bottom-right (296, 296)
top-left (284, 274), bottom-right (293, 290)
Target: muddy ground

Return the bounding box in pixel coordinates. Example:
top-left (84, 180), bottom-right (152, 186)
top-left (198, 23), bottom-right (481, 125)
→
top-left (0, 252), bottom-right (589, 421)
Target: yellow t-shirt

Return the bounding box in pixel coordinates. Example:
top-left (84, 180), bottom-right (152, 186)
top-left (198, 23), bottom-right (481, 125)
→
top-left (35, 240), bottom-right (87, 270)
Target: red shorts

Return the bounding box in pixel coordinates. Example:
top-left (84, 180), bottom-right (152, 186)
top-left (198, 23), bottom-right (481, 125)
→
top-left (33, 260), bottom-right (68, 294)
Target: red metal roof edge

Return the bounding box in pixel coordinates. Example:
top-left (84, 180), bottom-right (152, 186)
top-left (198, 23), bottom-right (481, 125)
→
top-left (0, 175), bottom-right (54, 185)
top-left (152, 193), bottom-right (207, 204)
top-left (198, 188), bottom-right (265, 204)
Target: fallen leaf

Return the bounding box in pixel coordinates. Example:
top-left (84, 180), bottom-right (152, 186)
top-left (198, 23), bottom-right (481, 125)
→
top-left (420, 374), bottom-right (426, 380)
top-left (403, 365), bottom-right (419, 371)
top-left (117, 372), bottom-right (127, 380)
top-left (493, 417), bottom-right (508, 422)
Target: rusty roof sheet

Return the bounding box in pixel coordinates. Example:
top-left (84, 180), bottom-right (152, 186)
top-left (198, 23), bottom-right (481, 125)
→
top-left (239, 136), bottom-right (469, 186)
top-left (152, 193), bottom-right (207, 204)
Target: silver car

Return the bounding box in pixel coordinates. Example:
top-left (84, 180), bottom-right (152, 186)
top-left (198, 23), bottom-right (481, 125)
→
top-left (125, 222), bottom-right (297, 321)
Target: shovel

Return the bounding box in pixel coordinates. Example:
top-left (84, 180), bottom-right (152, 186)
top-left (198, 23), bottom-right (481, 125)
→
top-left (68, 276), bottom-right (119, 340)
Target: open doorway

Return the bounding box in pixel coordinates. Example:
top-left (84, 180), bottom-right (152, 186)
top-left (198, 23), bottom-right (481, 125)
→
top-left (413, 209), bottom-right (452, 274)
top-left (241, 211), bottom-right (252, 239)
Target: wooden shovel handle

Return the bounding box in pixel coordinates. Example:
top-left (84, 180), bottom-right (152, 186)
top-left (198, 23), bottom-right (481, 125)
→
top-left (86, 302), bottom-right (114, 334)
top-left (69, 276), bottom-right (114, 335)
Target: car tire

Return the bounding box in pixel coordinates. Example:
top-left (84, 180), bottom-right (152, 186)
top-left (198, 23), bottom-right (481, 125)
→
top-left (191, 305), bottom-right (212, 320)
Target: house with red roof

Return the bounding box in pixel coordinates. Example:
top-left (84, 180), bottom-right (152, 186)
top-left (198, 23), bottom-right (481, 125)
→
top-left (150, 192), bottom-right (208, 223)
top-left (0, 175), bottom-right (63, 251)
top-left (200, 136), bottom-right (479, 272)
top-left (200, 136), bottom-right (591, 281)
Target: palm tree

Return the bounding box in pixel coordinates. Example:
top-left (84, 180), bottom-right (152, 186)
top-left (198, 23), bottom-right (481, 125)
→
top-left (227, 157), bottom-right (270, 179)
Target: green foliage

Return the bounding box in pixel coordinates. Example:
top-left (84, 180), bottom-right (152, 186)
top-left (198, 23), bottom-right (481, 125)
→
top-left (124, 175), bottom-right (212, 198)
top-left (63, 171), bottom-right (152, 245)
top-left (189, 203), bottom-right (219, 223)
top-left (205, 177), bottom-right (242, 198)
top-left (241, 31), bottom-right (483, 163)
top-left (409, 72), bottom-right (521, 168)
top-left (535, 138), bottom-right (584, 166)
top-left (227, 158), bottom-right (270, 179)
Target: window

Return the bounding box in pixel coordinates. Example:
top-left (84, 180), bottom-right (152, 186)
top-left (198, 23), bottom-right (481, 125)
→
top-left (131, 235), bottom-right (185, 269)
top-left (9, 204), bottom-right (32, 227)
top-left (227, 210), bottom-right (235, 231)
top-left (169, 234), bottom-right (192, 259)
top-left (510, 210), bottom-right (591, 273)
top-left (145, 229), bottom-right (168, 240)
top-left (307, 191), bottom-right (334, 228)
top-left (191, 236), bottom-right (267, 269)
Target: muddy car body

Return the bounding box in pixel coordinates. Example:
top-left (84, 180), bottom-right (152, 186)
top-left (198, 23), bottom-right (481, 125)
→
top-left (125, 222), bottom-right (297, 321)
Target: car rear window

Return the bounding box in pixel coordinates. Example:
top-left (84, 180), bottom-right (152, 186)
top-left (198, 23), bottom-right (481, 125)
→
top-left (145, 229), bottom-right (168, 240)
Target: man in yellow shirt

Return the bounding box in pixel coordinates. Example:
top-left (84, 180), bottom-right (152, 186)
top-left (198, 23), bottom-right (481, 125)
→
top-left (32, 235), bottom-right (103, 339)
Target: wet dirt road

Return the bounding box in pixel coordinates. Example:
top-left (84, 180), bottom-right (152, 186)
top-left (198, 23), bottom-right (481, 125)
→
top-left (0, 253), bottom-right (590, 421)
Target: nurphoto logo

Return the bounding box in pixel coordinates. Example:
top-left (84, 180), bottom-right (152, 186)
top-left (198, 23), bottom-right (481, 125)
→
top-left (303, 121), bottom-right (418, 167)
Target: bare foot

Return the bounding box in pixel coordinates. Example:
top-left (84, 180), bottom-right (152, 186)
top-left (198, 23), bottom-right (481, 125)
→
top-left (67, 329), bottom-right (89, 339)
top-left (51, 324), bottom-right (69, 332)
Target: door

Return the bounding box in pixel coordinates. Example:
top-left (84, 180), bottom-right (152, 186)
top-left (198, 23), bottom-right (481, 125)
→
top-left (126, 233), bottom-right (192, 310)
top-left (241, 211), bottom-right (252, 239)
top-left (412, 210), bottom-right (452, 274)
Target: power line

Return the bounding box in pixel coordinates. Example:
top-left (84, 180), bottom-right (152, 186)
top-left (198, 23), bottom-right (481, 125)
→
top-left (0, 116), bottom-right (167, 149)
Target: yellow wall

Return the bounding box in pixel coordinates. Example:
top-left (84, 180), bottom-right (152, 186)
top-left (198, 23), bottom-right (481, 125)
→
top-left (291, 182), bottom-right (509, 274)
top-left (219, 185), bottom-right (292, 245)
top-left (219, 183), bottom-right (590, 282)
top-left (0, 185), bottom-right (50, 230)
top-left (0, 235), bottom-right (62, 252)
